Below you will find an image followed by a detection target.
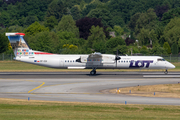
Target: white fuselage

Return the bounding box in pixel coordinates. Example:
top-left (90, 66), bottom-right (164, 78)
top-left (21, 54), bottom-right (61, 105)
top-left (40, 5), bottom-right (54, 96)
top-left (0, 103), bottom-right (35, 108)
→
top-left (5, 33), bottom-right (175, 71)
top-left (15, 51), bottom-right (175, 70)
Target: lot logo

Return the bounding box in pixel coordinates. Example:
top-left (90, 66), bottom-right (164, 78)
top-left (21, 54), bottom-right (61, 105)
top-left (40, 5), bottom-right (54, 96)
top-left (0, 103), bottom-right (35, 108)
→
top-left (129, 60), bottom-right (153, 68)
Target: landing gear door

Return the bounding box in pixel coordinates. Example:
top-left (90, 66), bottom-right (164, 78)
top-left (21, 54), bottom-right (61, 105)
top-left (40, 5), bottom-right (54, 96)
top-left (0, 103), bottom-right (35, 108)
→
top-left (59, 58), bottom-right (64, 67)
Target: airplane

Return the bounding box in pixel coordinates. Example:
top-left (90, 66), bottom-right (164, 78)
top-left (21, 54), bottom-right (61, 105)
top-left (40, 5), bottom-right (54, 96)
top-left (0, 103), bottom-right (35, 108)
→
top-left (5, 32), bottom-right (175, 75)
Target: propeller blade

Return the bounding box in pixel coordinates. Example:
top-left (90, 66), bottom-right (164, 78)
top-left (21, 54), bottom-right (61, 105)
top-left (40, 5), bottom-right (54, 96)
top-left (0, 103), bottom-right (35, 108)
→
top-left (115, 49), bottom-right (121, 67)
top-left (116, 49), bottom-right (118, 56)
top-left (116, 49), bottom-right (118, 67)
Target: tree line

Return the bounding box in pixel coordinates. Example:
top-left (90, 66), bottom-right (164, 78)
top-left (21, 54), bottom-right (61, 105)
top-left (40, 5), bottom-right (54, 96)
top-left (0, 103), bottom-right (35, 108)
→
top-left (0, 0), bottom-right (180, 55)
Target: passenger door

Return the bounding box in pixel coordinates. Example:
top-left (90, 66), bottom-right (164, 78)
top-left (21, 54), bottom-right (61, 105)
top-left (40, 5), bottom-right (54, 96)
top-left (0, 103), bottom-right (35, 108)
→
top-left (59, 58), bottom-right (64, 67)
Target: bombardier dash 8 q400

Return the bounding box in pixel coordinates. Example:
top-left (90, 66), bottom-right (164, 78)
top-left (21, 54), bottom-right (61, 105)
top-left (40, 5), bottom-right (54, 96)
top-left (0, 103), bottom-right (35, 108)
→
top-left (6, 33), bottom-right (175, 75)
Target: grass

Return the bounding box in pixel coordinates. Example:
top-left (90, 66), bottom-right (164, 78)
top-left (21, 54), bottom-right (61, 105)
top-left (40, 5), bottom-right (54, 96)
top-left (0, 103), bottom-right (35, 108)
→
top-left (110, 84), bottom-right (180, 98)
top-left (0, 98), bottom-right (180, 120)
top-left (0, 61), bottom-right (179, 72)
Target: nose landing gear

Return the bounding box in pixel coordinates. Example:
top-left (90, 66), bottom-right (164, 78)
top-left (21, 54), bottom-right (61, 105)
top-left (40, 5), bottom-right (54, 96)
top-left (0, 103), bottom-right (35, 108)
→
top-left (164, 69), bottom-right (168, 74)
top-left (90, 68), bottom-right (96, 75)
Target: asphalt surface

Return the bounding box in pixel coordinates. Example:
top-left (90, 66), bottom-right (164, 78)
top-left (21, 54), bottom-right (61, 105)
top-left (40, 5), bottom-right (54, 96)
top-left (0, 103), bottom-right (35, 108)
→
top-left (0, 72), bottom-right (180, 105)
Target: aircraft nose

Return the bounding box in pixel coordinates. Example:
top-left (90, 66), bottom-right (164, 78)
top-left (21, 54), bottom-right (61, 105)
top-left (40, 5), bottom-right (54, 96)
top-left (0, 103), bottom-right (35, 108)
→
top-left (171, 64), bottom-right (176, 69)
top-left (167, 62), bottom-right (175, 69)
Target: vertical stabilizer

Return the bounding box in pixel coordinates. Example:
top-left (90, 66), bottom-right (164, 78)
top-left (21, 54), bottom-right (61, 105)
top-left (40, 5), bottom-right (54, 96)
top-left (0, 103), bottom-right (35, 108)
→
top-left (5, 33), bottom-right (30, 57)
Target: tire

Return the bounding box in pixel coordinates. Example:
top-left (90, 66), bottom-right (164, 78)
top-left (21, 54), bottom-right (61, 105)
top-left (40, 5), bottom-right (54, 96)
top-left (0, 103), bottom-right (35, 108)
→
top-left (164, 70), bottom-right (168, 74)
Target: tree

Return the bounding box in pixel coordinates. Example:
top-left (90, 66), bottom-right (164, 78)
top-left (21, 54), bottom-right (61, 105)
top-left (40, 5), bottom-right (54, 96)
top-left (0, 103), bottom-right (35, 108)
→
top-left (0, 0), bottom-right (3, 7)
top-left (56, 31), bottom-right (79, 48)
top-left (87, 8), bottom-right (112, 26)
top-left (44, 16), bottom-right (58, 30)
top-left (163, 42), bottom-right (171, 54)
top-left (108, 0), bottom-right (134, 23)
top-left (113, 25), bottom-right (124, 37)
top-left (56, 15), bottom-right (79, 38)
top-left (64, 0), bottom-right (83, 9)
top-left (113, 45), bottom-right (128, 55)
top-left (92, 41), bottom-right (106, 53)
top-left (87, 25), bottom-right (106, 48)
top-left (128, 13), bottom-right (141, 31)
top-left (137, 28), bottom-right (149, 46)
top-left (135, 8), bottom-right (157, 35)
top-left (171, 43), bottom-right (178, 55)
top-left (125, 37), bottom-right (135, 46)
top-left (106, 37), bottom-right (126, 49)
top-left (71, 5), bottom-right (82, 20)
top-left (24, 21), bottom-right (49, 36)
top-left (63, 44), bottom-right (78, 50)
top-left (140, 46), bottom-right (149, 55)
top-left (164, 17), bottom-right (180, 45)
top-left (0, 11), bottom-right (10, 27)
top-left (137, 28), bottom-right (158, 46)
top-left (76, 17), bottom-right (109, 40)
top-left (0, 33), bottom-right (9, 54)
top-left (151, 45), bottom-right (167, 55)
top-left (46, 0), bottom-right (66, 20)
top-left (81, 1), bottom-right (99, 17)
top-left (178, 39), bottom-right (180, 51)
top-left (109, 16), bottom-right (125, 28)
top-left (154, 5), bottom-right (169, 20)
top-left (162, 7), bottom-right (180, 25)
top-left (23, 16), bottom-right (38, 26)
top-left (8, 25), bottom-right (24, 32)
top-left (28, 31), bottom-right (59, 53)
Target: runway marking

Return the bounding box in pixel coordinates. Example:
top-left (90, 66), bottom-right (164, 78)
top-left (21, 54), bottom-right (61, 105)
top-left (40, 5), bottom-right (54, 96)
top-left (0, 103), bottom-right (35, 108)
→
top-left (0, 92), bottom-right (103, 95)
top-left (41, 79), bottom-right (145, 88)
top-left (143, 75), bottom-right (180, 78)
top-left (0, 78), bottom-right (45, 94)
top-left (41, 81), bottom-right (92, 88)
top-left (28, 82), bottom-right (45, 93)
top-left (0, 92), bottom-right (27, 94)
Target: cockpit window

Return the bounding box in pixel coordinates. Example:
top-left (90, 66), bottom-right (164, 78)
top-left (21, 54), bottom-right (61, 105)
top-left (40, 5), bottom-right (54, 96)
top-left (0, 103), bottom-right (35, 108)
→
top-left (157, 59), bottom-right (166, 61)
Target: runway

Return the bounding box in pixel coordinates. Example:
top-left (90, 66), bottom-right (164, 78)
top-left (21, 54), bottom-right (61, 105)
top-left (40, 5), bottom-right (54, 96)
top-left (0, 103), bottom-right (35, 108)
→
top-left (0, 72), bottom-right (180, 105)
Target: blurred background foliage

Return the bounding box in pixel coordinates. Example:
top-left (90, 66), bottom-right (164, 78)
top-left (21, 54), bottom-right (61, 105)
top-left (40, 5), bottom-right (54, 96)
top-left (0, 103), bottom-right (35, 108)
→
top-left (0, 0), bottom-right (180, 55)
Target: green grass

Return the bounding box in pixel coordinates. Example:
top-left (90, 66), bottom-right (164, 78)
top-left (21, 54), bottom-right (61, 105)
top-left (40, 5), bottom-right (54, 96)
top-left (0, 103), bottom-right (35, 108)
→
top-left (0, 99), bottom-right (180, 120)
top-left (0, 61), bottom-right (179, 72)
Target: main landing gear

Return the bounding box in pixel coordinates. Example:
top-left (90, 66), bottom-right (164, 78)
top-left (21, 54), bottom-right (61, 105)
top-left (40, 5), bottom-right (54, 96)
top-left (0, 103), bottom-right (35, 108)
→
top-left (90, 68), bottom-right (96, 75)
top-left (164, 69), bottom-right (168, 74)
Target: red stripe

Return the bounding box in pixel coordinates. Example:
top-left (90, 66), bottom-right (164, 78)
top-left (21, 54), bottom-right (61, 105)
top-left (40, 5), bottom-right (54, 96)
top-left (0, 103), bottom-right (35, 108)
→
top-left (34, 52), bottom-right (53, 55)
top-left (15, 33), bottom-right (25, 36)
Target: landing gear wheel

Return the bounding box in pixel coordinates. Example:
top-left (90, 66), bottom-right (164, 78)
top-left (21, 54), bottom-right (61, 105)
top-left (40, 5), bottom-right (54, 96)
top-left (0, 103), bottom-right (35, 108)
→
top-left (90, 70), bottom-right (96, 75)
top-left (164, 69), bottom-right (168, 74)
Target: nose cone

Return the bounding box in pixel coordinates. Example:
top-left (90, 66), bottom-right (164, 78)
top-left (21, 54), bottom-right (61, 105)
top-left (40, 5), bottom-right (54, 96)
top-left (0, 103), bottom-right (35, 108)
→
top-left (167, 62), bottom-right (175, 69)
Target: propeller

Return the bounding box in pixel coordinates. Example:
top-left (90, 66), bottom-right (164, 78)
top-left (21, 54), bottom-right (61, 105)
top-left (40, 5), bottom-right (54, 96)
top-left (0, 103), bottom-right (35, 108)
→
top-left (115, 49), bottom-right (121, 67)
